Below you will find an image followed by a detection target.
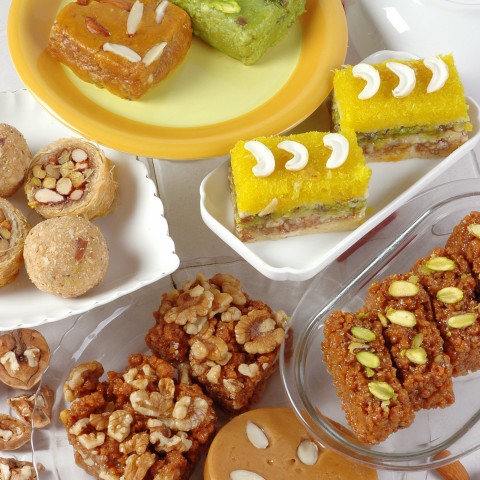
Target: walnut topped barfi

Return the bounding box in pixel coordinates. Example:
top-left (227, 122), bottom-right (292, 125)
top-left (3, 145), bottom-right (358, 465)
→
top-left (48, 0), bottom-right (192, 99)
top-left (60, 354), bottom-right (216, 480)
top-left (145, 273), bottom-right (288, 412)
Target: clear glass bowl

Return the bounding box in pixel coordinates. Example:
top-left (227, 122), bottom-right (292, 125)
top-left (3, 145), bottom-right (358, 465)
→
top-left (281, 177), bottom-right (480, 472)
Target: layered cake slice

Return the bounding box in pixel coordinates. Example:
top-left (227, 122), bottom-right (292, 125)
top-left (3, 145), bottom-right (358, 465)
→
top-left (332, 54), bottom-right (471, 161)
top-left (169, 0), bottom-right (306, 65)
top-left (48, 0), bottom-right (192, 99)
top-left (229, 130), bottom-right (371, 242)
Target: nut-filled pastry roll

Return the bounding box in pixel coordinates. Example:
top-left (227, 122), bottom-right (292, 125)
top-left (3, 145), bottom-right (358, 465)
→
top-left (24, 138), bottom-right (117, 221)
top-left (0, 198), bottom-right (30, 287)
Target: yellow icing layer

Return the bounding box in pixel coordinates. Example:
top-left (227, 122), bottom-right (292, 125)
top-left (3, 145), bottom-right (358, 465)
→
top-left (230, 131), bottom-right (371, 216)
top-left (333, 54), bottom-right (471, 133)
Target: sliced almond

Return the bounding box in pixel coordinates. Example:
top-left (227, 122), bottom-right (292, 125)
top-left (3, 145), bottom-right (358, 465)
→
top-left (56, 177), bottom-right (73, 196)
top-left (71, 148), bottom-right (88, 163)
top-left (103, 43), bottom-right (141, 62)
top-left (230, 471), bottom-right (266, 480)
top-left (143, 42), bottom-right (167, 67)
top-left (155, 0), bottom-right (169, 23)
top-left (127, 1), bottom-right (144, 35)
top-left (85, 16), bottom-right (110, 37)
top-left (297, 439), bottom-right (319, 466)
top-left (245, 421), bottom-right (269, 449)
top-left (34, 188), bottom-right (64, 204)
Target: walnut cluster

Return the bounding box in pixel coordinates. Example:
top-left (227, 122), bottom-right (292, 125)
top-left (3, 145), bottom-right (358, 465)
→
top-left (61, 354), bottom-right (216, 480)
top-left (146, 273), bottom-right (288, 412)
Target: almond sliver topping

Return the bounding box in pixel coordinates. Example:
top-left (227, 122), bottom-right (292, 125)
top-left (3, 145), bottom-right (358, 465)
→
top-left (71, 149), bottom-right (88, 163)
top-left (34, 189), bottom-right (64, 204)
top-left (127, 0), bottom-right (144, 36)
top-left (155, 0), bottom-right (169, 23)
top-left (143, 42), bottom-right (167, 66)
top-left (103, 43), bottom-right (141, 62)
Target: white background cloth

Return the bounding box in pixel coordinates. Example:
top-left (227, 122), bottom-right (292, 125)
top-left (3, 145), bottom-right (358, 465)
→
top-left (1, 2), bottom-right (480, 479)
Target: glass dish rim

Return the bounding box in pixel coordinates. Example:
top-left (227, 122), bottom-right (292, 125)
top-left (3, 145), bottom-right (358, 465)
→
top-left (280, 176), bottom-right (480, 471)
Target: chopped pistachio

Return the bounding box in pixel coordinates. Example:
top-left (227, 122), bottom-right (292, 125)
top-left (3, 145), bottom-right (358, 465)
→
top-left (350, 326), bottom-right (376, 342)
top-left (356, 351), bottom-right (380, 369)
top-left (377, 313), bottom-right (388, 327)
top-left (386, 308), bottom-right (417, 327)
top-left (436, 287), bottom-right (463, 304)
top-left (405, 347), bottom-right (428, 365)
top-left (368, 381), bottom-right (395, 401)
top-left (411, 333), bottom-right (424, 349)
top-left (365, 367), bottom-right (375, 378)
top-left (425, 256), bottom-right (456, 272)
top-left (388, 280), bottom-right (419, 297)
top-left (447, 313), bottom-right (477, 329)
top-left (467, 223), bottom-right (480, 239)
top-left (348, 342), bottom-right (368, 354)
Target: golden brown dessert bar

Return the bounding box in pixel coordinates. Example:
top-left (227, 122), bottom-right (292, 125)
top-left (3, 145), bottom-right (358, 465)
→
top-left (322, 310), bottom-right (414, 445)
top-left (145, 273), bottom-right (288, 412)
top-left (204, 408), bottom-right (378, 479)
top-left (48, 0), bottom-right (192, 100)
top-left (445, 211), bottom-right (480, 283)
top-left (61, 354), bottom-right (216, 480)
top-left (412, 247), bottom-right (480, 376)
top-left (364, 274), bottom-right (454, 411)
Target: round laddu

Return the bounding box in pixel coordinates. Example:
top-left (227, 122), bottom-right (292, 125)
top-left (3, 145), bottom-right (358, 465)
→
top-left (23, 216), bottom-right (109, 298)
top-left (0, 123), bottom-right (32, 197)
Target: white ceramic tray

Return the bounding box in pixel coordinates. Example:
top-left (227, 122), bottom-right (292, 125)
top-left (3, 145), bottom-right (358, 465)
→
top-left (200, 52), bottom-right (480, 282)
top-left (0, 90), bottom-right (180, 330)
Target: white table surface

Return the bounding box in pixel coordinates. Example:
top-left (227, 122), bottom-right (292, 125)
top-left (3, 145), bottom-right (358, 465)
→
top-left (2, 2), bottom-right (480, 479)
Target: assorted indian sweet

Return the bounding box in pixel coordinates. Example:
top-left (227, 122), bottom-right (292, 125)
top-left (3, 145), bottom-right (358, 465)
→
top-left (23, 216), bottom-right (109, 298)
top-left (0, 458), bottom-right (38, 479)
top-left (229, 130), bottom-right (371, 242)
top-left (322, 211), bottom-right (480, 444)
top-left (47, 0), bottom-right (192, 100)
top-left (332, 54), bottom-right (472, 161)
top-left (24, 138), bottom-right (117, 221)
top-left (0, 123), bottom-right (32, 197)
top-left (60, 354), bottom-right (216, 479)
top-left (0, 198), bottom-right (30, 288)
top-left (169, 0), bottom-right (305, 65)
top-left (204, 407), bottom-right (378, 480)
top-left (146, 273), bottom-right (288, 412)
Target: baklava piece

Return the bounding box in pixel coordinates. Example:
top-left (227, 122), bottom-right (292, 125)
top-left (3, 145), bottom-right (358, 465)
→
top-left (146, 273), bottom-right (288, 412)
top-left (412, 248), bottom-right (480, 377)
top-left (364, 274), bottom-right (454, 411)
top-left (47, 0), bottom-right (192, 100)
top-left (23, 216), bottom-right (109, 298)
top-left (169, 0), bottom-right (305, 65)
top-left (0, 198), bottom-right (30, 287)
top-left (229, 131), bottom-right (371, 242)
top-left (24, 138), bottom-right (117, 221)
top-left (60, 354), bottom-right (216, 480)
top-left (0, 123), bottom-right (32, 197)
top-left (322, 311), bottom-right (414, 444)
top-left (332, 54), bottom-right (471, 161)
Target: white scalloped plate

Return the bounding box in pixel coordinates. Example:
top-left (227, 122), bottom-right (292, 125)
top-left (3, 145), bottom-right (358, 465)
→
top-left (0, 90), bottom-right (180, 330)
top-left (200, 53), bottom-right (480, 282)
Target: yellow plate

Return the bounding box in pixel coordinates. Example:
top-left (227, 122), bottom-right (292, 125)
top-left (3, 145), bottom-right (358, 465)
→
top-left (8, 0), bottom-right (348, 160)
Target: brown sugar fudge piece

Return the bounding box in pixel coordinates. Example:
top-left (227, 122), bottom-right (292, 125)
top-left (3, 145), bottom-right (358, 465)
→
top-left (322, 310), bottom-right (414, 445)
top-left (412, 248), bottom-right (480, 376)
top-left (204, 408), bottom-right (378, 480)
top-left (0, 123), bottom-right (32, 197)
top-left (48, 0), bottom-right (192, 100)
top-left (364, 274), bottom-right (454, 411)
top-left (445, 211), bottom-right (480, 283)
top-left (60, 354), bottom-right (216, 480)
top-left (145, 273), bottom-right (288, 413)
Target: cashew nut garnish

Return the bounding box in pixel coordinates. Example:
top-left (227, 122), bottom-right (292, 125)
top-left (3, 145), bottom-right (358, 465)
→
top-left (323, 133), bottom-right (349, 169)
top-left (279, 140), bottom-right (309, 171)
top-left (245, 140), bottom-right (275, 178)
top-left (352, 63), bottom-right (381, 100)
top-left (424, 56), bottom-right (449, 93)
top-left (386, 61), bottom-right (416, 98)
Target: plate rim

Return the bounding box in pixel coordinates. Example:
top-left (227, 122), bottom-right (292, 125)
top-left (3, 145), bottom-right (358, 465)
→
top-left (7, 0), bottom-right (348, 160)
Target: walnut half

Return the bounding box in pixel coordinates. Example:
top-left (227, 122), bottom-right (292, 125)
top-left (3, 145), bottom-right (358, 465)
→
top-left (0, 329), bottom-right (50, 390)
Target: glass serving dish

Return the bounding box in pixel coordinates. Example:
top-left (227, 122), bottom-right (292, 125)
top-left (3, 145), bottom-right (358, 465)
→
top-left (281, 177), bottom-right (480, 472)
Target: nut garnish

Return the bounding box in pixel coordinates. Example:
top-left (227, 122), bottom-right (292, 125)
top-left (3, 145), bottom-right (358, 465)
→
top-left (230, 470), bottom-right (266, 480)
top-left (155, 0), bottom-right (169, 23)
top-left (0, 329), bottom-right (50, 390)
top-left (368, 381), bottom-right (396, 401)
top-left (107, 409), bottom-right (133, 442)
top-left (447, 313), bottom-right (477, 329)
top-left (404, 347), bottom-right (428, 365)
top-left (161, 396), bottom-right (208, 431)
top-left (127, 0), bottom-right (144, 36)
top-left (103, 43), bottom-right (141, 62)
top-left (297, 439), bottom-right (319, 465)
top-left (245, 421), bottom-right (269, 449)
top-left (467, 223), bottom-right (480, 239)
top-left (437, 287), bottom-right (464, 304)
top-left (8, 385), bottom-right (55, 428)
top-left (85, 16), bottom-right (110, 36)
top-left (0, 413), bottom-right (32, 450)
top-left (356, 351), bottom-right (380, 369)
top-left (425, 256), bottom-right (456, 272)
top-left (0, 458), bottom-right (37, 480)
top-left (388, 280), bottom-right (419, 297)
top-left (78, 431), bottom-right (106, 450)
top-left (142, 42), bottom-right (167, 67)
top-left (350, 326), bottom-right (376, 342)
top-left (385, 308), bottom-right (417, 327)
top-left (64, 361), bottom-right (104, 402)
